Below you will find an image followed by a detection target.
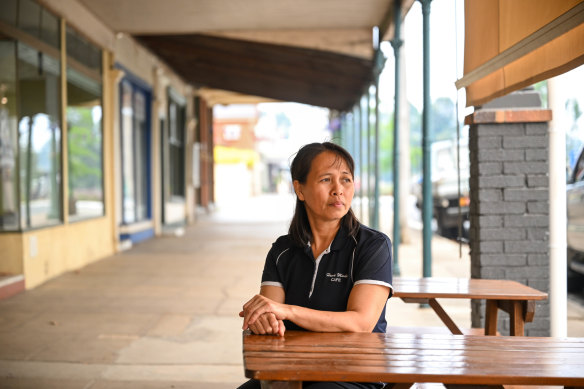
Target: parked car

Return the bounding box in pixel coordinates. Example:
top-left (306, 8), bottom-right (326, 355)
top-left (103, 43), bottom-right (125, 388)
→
top-left (415, 139), bottom-right (470, 239)
top-left (567, 145), bottom-right (584, 291)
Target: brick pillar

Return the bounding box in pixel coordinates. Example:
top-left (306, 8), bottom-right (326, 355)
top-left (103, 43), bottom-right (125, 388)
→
top-left (467, 90), bottom-right (552, 336)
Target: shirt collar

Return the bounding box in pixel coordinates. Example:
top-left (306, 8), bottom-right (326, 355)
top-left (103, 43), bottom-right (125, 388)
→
top-left (304, 224), bottom-right (349, 255)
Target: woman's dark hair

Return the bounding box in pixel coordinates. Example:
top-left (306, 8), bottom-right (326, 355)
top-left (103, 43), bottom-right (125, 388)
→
top-left (288, 142), bottom-right (360, 246)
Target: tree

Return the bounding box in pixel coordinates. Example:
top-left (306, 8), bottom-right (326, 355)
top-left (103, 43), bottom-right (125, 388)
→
top-left (431, 97), bottom-right (457, 141)
top-left (67, 106), bottom-right (102, 201)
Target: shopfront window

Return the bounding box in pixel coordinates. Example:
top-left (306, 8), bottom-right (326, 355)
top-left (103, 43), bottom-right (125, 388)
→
top-left (0, 1), bottom-right (108, 230)
top-left (66, 26), bottom-right (103, 220)
top-left (0, 40), bottom-right (19, 229)
top-left (17, 42), bottom-right (62, 228)
top-left (0, 0), bottom-right (63, 231)
top-left (168, 90), bottom-right (185, 198)
top-left (120, 79), bottom-right (150, 224)
top-left (134, 92), bottom-right (148, 220)
top-left (66, 67), bottom-right (103, 220)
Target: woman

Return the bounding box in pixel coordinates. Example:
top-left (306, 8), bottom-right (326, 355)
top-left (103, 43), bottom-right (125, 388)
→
top-left (238, 142), bottom-right (393, 389)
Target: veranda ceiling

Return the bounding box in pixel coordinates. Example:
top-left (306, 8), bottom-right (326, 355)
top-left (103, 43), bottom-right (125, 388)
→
top-left (72, 0), bottom-right (414, 110)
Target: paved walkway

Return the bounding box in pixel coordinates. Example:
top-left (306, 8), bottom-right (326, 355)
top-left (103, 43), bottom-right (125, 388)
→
top-left (0, 194), bottom-right (583, 389)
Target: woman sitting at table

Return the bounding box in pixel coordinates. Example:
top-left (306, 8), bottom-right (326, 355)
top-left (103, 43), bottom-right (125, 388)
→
top-left (238, 142), bottom-right (393, 389)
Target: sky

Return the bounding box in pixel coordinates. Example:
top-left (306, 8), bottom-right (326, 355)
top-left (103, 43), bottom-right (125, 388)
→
top-left (378, 0), bottom-right (465, 116)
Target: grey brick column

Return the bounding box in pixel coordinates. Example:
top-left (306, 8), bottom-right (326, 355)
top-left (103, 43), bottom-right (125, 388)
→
top-left (467, 92), bottom-right (552, 336)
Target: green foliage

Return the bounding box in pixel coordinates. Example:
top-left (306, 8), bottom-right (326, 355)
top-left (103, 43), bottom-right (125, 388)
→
top-left (431, 97), bottom-right (457, 141)
top-left (67, 107), bottom-right (102, 200)
top-left (566, 97), bottom-right (582, 124)
top-left (379, 111), bottom-right (394, 173)
top-left (534, 81), bottom-right (548, 108)
top-left (375, 97), bottom-right (459, 180)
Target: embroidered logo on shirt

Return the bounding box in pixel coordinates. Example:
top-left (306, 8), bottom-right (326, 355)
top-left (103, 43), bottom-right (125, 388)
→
top-left (326, 273), bottom-right (348, 283)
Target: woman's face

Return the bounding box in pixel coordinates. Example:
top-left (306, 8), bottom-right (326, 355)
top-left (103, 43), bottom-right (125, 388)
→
top-left (294, 151), bottom-right (354, 226)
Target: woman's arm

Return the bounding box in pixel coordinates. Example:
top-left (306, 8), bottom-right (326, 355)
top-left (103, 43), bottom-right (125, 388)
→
top-left (242, 283), bottom-right (389, 333)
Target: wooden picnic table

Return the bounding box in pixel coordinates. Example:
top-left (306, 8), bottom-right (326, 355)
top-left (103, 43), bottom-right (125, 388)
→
top-left (243, 330), bottom-right (584, 389)
top-left (392, 277), bottom-right (548, 336)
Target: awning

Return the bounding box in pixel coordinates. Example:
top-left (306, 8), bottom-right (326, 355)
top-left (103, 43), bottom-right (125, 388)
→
top-left (137, 34), bottom-right (374, 111)
top-left (457, 0), bottom-right (584, 107)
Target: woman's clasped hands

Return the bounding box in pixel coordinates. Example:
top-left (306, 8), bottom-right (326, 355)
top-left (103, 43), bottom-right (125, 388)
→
top-left (240, 294), bottom-right (287, 336)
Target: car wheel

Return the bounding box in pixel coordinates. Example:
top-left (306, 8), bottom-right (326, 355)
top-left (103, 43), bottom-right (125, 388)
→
top-left (435, 208), bottom-right (447, 236)
top-left (568, 248), bottom-right (584, 293)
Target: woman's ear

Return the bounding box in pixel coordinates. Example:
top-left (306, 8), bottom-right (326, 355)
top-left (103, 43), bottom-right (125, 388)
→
top-left (293, 180), bottom-right (304, 201)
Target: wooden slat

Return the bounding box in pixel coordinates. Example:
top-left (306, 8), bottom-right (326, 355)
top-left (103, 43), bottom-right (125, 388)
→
top-left (388, 326), bottom-right (487, 336)
top-left (243, 331), bottom-right (584, 349)
top-left (245, 351), bottom-right (582, 365)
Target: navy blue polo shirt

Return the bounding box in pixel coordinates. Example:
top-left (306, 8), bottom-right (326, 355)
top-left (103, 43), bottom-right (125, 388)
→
top-left (261, 224), bottom-right (393, 333)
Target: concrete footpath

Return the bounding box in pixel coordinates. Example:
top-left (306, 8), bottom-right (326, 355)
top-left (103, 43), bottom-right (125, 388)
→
top-left (1, 194), bottom-right (583, 389)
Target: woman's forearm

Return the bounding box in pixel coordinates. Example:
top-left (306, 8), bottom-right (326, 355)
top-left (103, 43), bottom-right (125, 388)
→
top-left (286, 305), bottom-right (374, 332)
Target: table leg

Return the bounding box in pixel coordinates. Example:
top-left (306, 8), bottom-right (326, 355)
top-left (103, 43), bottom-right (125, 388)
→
top-left (428, 298), bottom-right (463, 335)
top-left (508, 301), bottom-right (525, 336)
top-left (524, 300), bottom-right (536, 323)
top-left (260, 380), bottom-right (301, 389)
top-left (484, 300), bottom-right (498, 336)
top-left (495, 301), bottom-right (526, 336)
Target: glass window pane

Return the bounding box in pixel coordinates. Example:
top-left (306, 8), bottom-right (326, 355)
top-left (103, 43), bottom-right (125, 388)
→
top-left (167, 97), bottom-right (185, 198)
top-left (121, 81), bottom-right (135, 223)
top-left (18, 0), bottom-right (41, 39)
top-left (0, 40), bottom-right (19, 230)
top-left (134, 91), bottom-right (148, 221)
top-left (17, 42), bottom-right (62, 228)
top-left (40, 9), bottom-right (59, 49)
top-left (67, 66), bottom-right (103, 220)
top-left (66, 26), bottom-right (101, 74)
top-left (0, 0), bottom-right (18, 26)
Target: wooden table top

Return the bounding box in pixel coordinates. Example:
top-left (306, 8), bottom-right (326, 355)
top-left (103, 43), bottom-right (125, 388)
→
top-left (392, 277), bottom-right (548, 301)
top-left (243, 331), bottom-right (584, 386)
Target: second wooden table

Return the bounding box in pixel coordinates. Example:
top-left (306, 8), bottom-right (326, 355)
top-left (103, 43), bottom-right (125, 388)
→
top-left (391, 277), bottom-right (548, 336)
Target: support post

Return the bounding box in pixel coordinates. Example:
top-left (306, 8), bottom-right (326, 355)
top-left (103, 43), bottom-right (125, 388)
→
top-left (346, 113), bottom-right (353, 160)
top-left (391, 0), bottom-right (403, 275)
top-left (548, 78), bottom-right (567, 337)
top-left (353, 106), bottom-right (358, 161)
top-left (420, 0), bottom-right (433, 278)
top-left (368, 87), bottom-right (373, 225)
top-left (373, 75), bottom-right (380, 230)
top-left (358, 100), bottom-right (364, 221)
